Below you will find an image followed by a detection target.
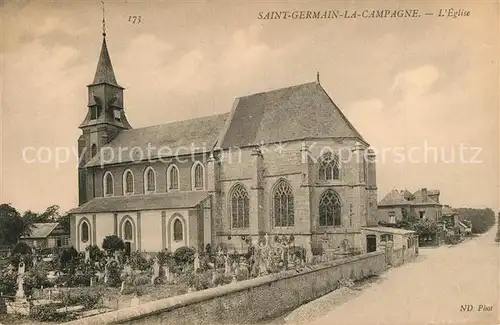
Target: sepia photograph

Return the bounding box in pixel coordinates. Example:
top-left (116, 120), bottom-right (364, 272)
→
top-left (0, 0), bottom-right (499, 324)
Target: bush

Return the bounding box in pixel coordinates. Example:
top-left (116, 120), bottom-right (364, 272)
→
top-left (107, 261), bottom-right (122, 287)
top-left (174, 247), bottom-right (196, 266)
top-left (30, 304), bottom-right (75, 322)
top-left (0, 270), bottom-right (16, 296)
top-left (12, 242), bottom-right (32, 255)
top-left (24, 269), bottom-right (51, 297)
top-left (129, 251), bottom-right (152, 271)
top-left (61, 290), bottom-right (102, 309)
top-left (102, 235), bottom-right (125, 255)
top-left (457, 208), bottom-right (496, 234)
top-left (86, 245), bottom-right (105, 262)
top-left (59, 246), bottom-right (78, 267)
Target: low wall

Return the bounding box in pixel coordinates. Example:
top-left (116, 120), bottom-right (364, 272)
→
top-left (63, 251), bottom-right (386, 325)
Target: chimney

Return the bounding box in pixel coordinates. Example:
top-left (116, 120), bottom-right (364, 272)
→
top-left (421, 188), bottom-right (427, 202)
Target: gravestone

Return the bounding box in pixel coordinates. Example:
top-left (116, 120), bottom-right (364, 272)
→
top-left (151, 257), bottom-right (160, 285)
top-left (15, 262), bottom-right (26, 300)
top-left (193, 252), bottom-right (200, 273)
top-left (224, 254), bottom-right (231, 277)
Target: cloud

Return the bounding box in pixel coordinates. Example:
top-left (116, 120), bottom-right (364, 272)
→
top-left (391, 65), bottom-right (440, 99)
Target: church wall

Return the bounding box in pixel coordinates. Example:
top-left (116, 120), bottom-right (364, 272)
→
top-left (141, 210), bottom-right (163, 252)
top-left (91, 154), bottom-right (209, 197)
top-left (95, 213), bottom-right (116, 248)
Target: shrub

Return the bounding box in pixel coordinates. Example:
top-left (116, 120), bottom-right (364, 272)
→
top-left (59, 246), bottom-right (78, 267)
top-left (102, 235), bottom-right (125, 255)
top-left (173, 247), bottom-right (196, 266)
top-left (129, 251), bottom-right (152, 271)
top-left (107, 261), bottom-right (122, 287)
top-left (12, 242), bottom-right (32, 255)
top-left (24, 269), bottom-right (51, 297)
top-left (0, 270), bottom-right (16, 296)
top-left (30, 304), bottom-right (75, 322)
top-left (61, 290), bottom-right (102, 309)
top-left (86, 245), bottom-right (105, 262)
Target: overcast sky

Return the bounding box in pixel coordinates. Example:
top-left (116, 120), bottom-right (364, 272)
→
top-left (1, 0), bottom-right (498, 214)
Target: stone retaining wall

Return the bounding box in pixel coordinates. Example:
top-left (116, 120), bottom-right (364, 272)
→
top-left (63, 251), bottom-right (386, 325)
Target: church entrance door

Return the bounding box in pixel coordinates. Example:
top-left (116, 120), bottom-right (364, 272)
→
top-left (124, 242), bottom-right (131, 257)
top-left (366, 235), bottom-right (377, 253)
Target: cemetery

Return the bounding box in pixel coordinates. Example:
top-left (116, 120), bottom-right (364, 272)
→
top-left (0, 233), bottom-right (377, 324)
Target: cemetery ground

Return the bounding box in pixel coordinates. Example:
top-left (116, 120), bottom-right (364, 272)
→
top-left (0, 234), bottom-right (346, 324)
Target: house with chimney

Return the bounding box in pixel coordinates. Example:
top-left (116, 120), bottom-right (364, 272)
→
top-left (377, 188), bottom-right (443, 224)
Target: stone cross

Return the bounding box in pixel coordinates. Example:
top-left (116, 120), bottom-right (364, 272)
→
top-left (306, 250), bottom-right (313, 265)
top-left (15, 262), bottom-right (26, 300)
top-left (85, 249), bottom-right (91, 262)
top-left (224, 254), bottom-right (231, 277)
top-left (151, 258), bottom-right (160, 285)
top-left (18, 262), bottom-right (25, 275)
top-left (193, 252), bottom-right (201, 273)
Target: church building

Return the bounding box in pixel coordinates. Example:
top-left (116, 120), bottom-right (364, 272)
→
top-left (68, 32), bottom-right (379, 255)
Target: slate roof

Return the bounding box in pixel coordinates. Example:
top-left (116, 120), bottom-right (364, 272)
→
top-left (91, 37), bottom-right (120, 87)
top-left (85, 113), bottom-right (229, 167)
top-left (68, 191), bottom-right (211, 214)
top-left (21, 223), bottom-right (59, 239)
top-left (412, 189), bottom-right (440, 205)
top-left (218, 82), bottom-right (366, 148)
top-left (378, 189), bottom-right (410, 206)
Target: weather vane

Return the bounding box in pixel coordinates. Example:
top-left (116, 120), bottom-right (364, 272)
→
top-left (101, 0), bottom-right (106, 37)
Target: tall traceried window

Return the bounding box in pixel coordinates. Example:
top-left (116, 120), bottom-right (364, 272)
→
top-left (273, 180), bottom-right (294, 227)
top-left (104, 172), bottom-right (114, 196)
top-left (173, 219), bottom-right (183, 241)
top-left (168, 165), bottom-right (179, 190)
top-left (124, 170), bottom-right (134, 194)
top-left (318, 152), bottom-right (340, 181)
top-left (144, 167), bottom-right (156, 193)
top-left (123, 220), bottom-right (133, 241)
top-left (319, 189), bottom-right (342, 227)
top-left (194, 163), bottom-right (204, 189)
top-left (230, 184), bottom-right (249, 228)
top-left (81, 221), bottom-right (89, 243)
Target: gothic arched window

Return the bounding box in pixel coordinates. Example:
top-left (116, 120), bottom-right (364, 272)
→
top-left (124, 170), bottom-right (134, 194)
top-left (318, 152), bottom-right (340, 181)
top-left (144, 167), bottom-right (156, 193)
top-left (81, 221), bottom-right (89, 243)
top-left (104, 172), bottom-right (114, 196)
top-left (319, 189), bottom-right (342, 227)
top-left (193, 163), bottom-right (204, 189)
top-left (273, 180), bottom-right (294, 227)
top-left (230, 184), bottom-right (249, 228)
top-left (173, 219), bottom-right (183, 241)
top-left (123, 220), bottom-right (133, 241)
top-left (168, 165), bottom-right (179, 190)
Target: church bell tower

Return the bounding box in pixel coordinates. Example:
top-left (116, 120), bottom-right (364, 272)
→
top-left (77, 16), bottom-right (132, 205)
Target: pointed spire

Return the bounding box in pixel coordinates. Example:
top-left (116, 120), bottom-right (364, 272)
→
top-left (92, 37), bottom-right (118, 85)
top-left (316, 71), bottom-right (320, 83)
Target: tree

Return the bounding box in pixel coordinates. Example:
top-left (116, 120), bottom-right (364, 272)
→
top-left (457, 208), bottom-right (495, 234)
top-left (102, 235), bottom-right (125, 255)
top-left (0, 203), bottom-right (31, 246)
